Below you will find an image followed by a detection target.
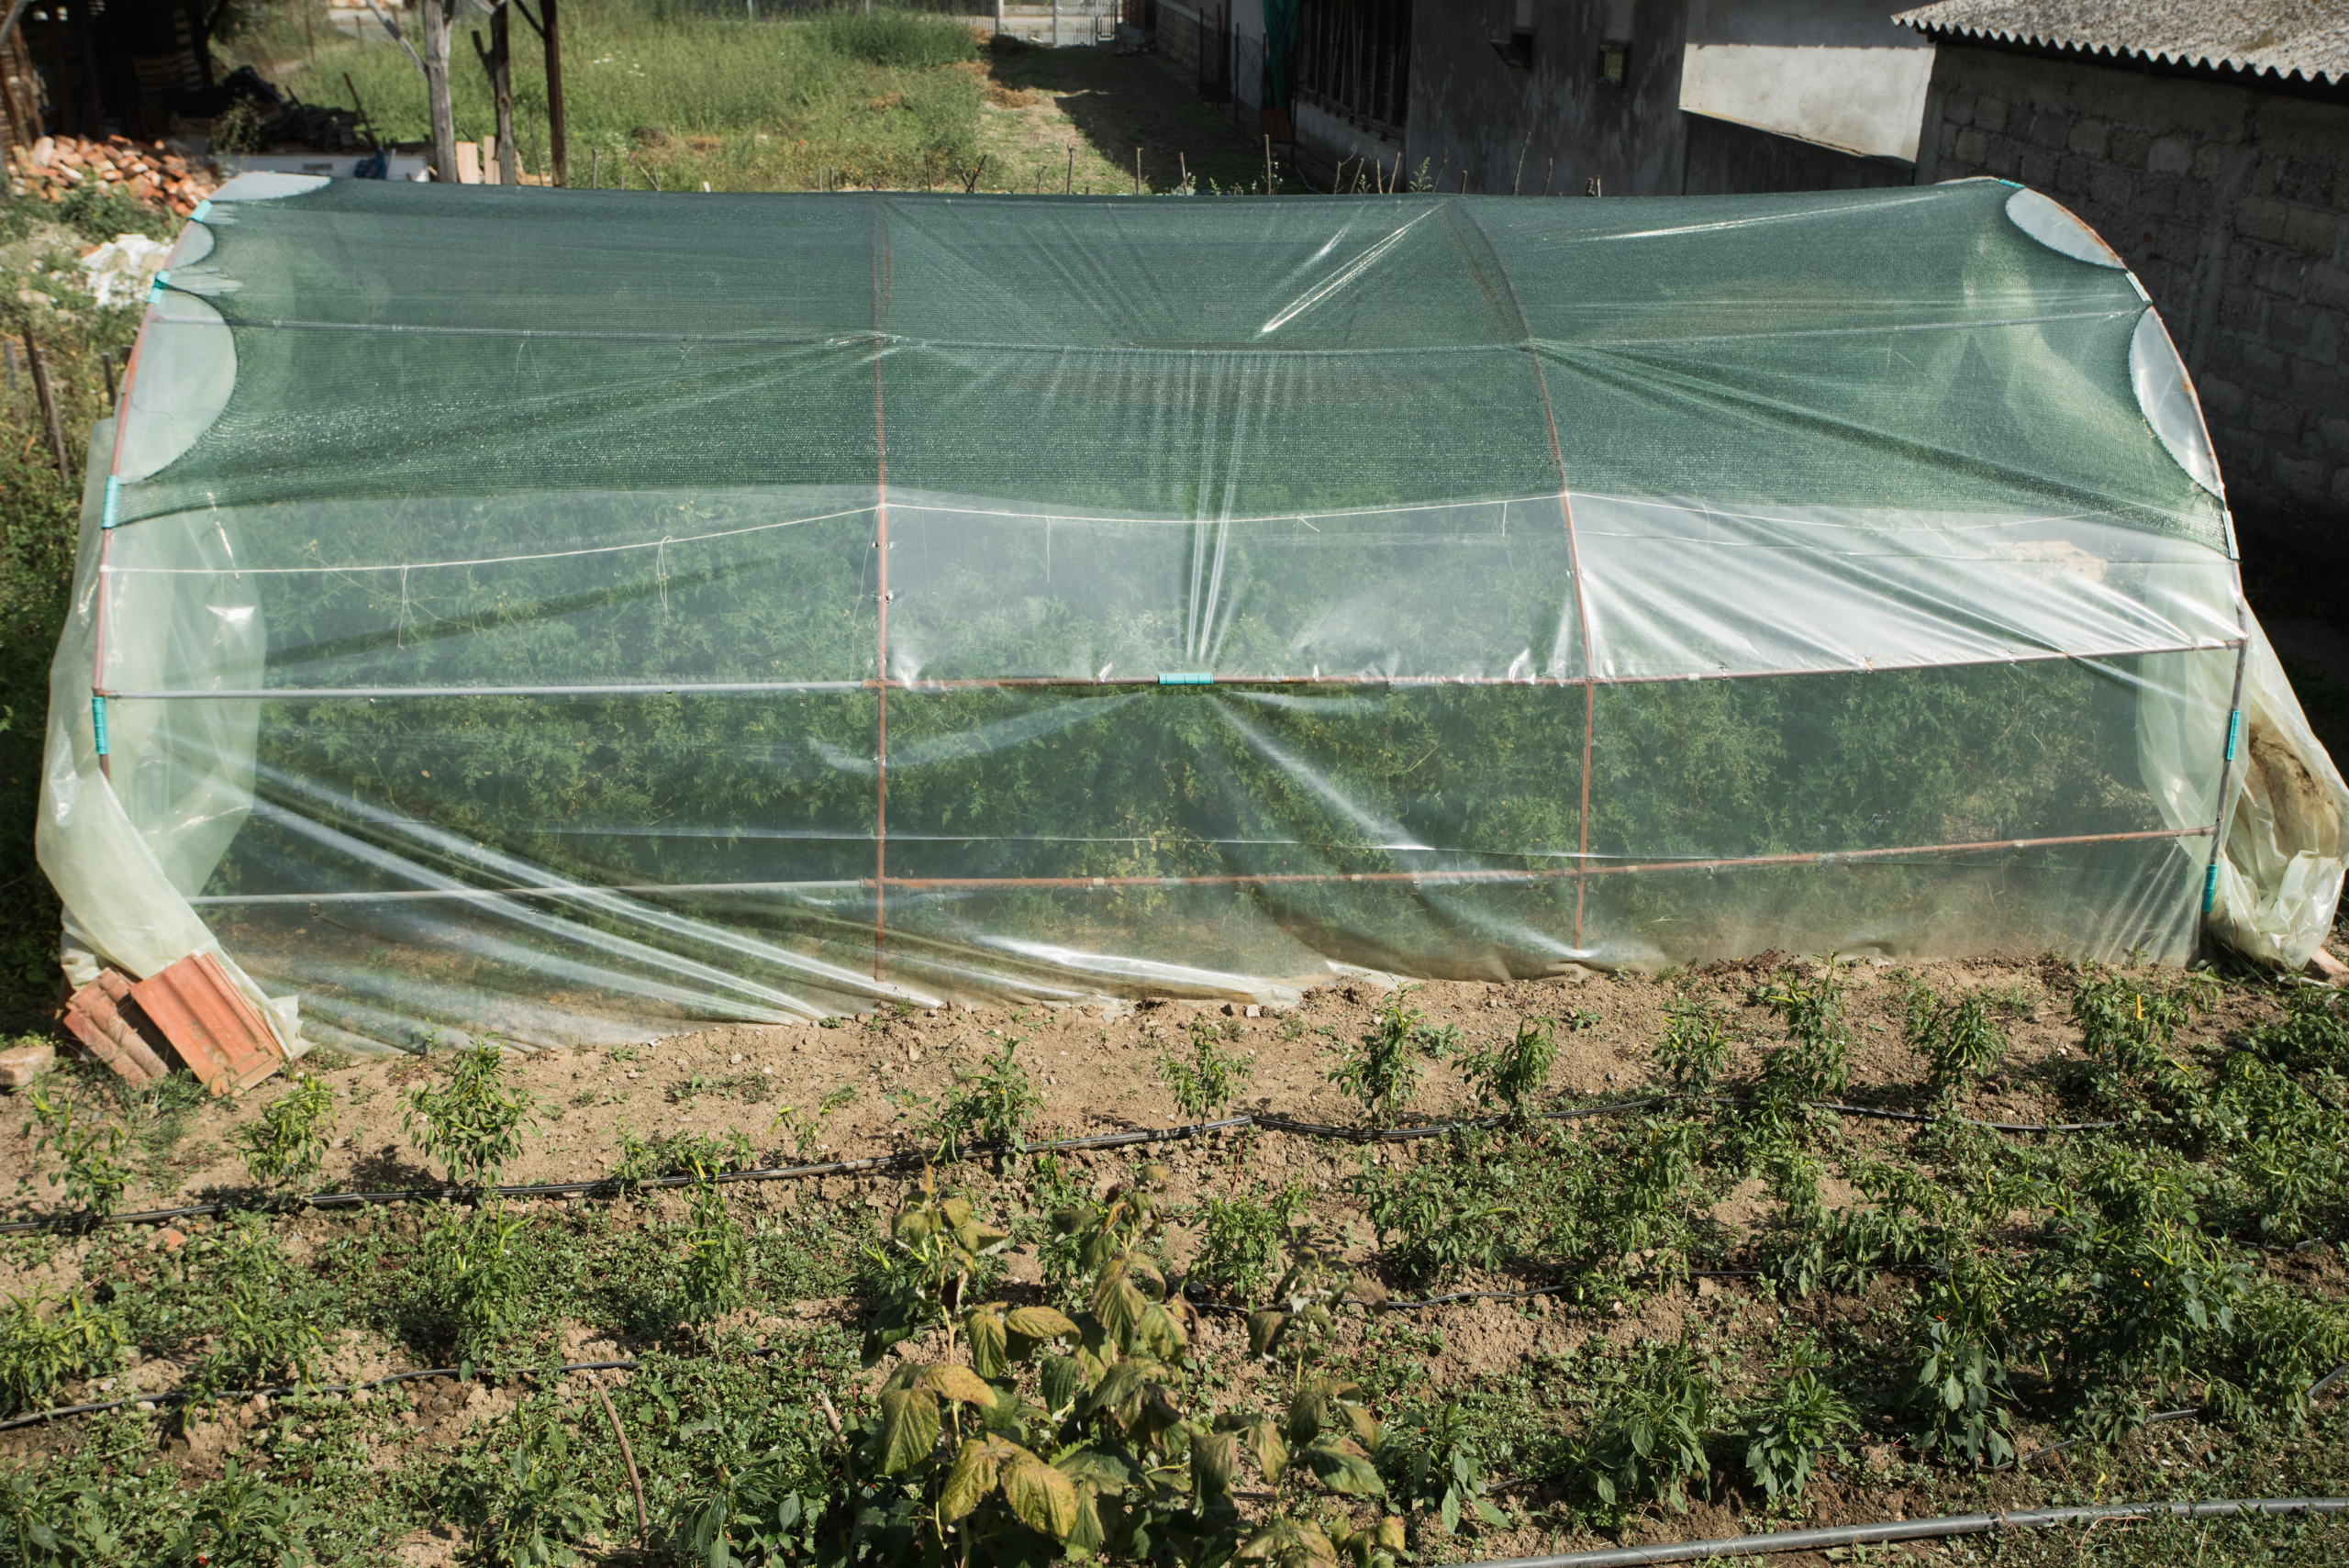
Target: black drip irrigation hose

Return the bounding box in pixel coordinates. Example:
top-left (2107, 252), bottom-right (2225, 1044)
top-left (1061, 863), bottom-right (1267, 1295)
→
top-left (1454, 1496), bottom-right (2349, 1567)
top-left (0, 1094), bottom-right (2121, 1237)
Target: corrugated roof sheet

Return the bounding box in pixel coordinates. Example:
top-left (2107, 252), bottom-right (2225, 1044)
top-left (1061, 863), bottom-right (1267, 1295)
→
top-left (1893, 1), bottom-right (2349, 86)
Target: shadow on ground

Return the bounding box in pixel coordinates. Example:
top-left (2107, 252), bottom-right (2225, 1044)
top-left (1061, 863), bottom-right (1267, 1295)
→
top-left (983, 40), bottom-right (1268, 194)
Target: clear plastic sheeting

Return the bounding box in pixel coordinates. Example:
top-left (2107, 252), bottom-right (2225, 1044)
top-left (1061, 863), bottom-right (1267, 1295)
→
top-left (34, 175), bottom-right (2346, 1054)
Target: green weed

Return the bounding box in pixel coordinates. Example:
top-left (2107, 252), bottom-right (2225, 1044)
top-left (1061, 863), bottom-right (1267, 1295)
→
top-left (22, 1088), bottom-right (131, 1219)
top-left (0, 1286), bottom-right (128, 1415)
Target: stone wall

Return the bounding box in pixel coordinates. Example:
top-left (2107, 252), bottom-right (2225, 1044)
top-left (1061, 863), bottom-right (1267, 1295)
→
top-left (1915, 43), bottom-right (2349, 537)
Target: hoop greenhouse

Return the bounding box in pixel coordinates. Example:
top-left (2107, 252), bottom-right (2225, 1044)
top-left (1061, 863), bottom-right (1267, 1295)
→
top-left (36, 173), bottom-right (2348, 1053)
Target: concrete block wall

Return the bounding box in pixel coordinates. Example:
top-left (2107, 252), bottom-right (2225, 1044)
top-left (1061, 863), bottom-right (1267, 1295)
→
top-left (1917, 45), bottom-right (2349, 533)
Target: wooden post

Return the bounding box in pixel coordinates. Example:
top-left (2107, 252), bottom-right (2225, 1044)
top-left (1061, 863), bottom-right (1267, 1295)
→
top-left (423, 0), bottom-right (459, 184)
top-left (24, 329), bottom-right (69, 478)
top-left (541, 0), bottom-right (566, 186)
top-left (473, 2), bottom-right (516, 185)
top-left (515, 0), bottom-right (567, 186)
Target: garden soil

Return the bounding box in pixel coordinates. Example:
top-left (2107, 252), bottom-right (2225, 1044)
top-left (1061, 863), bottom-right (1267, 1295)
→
top-left (1, 958), bottom-right (2335, 1565)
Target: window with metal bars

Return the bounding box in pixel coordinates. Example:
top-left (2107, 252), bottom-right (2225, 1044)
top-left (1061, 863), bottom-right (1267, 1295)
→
top-left (1297, 0), bottom-right (1411, 133)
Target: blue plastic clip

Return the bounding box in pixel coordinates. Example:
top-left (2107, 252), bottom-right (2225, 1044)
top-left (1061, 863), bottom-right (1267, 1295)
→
top-left (102, 475), bottom-right (120, 530)
top-left (191, 199), bottom-right (213, 223)
top-left (91, 695), bottom-right (109, 757)
top-left (2224, 708), bottom-right (2242, 762)
top-left (1157, 673), bottom-right (1213, 686)
top-left (145, 270), bottom-right (171, 306)
top-left (2202, 863), bottom-right (2219, 913)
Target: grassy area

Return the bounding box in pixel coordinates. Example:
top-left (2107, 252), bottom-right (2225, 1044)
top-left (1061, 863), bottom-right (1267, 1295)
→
top-left (0, 962), bottom-right (2343, 1563)
top-left (244, 0), bottom-right (1275, 196)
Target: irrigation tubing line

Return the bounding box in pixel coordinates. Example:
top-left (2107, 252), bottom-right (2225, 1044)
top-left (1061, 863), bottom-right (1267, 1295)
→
top-left (0, 1094), bottom-right (2126, 1236)
top-left (1454, 1497), bottom-right (2349, 1567)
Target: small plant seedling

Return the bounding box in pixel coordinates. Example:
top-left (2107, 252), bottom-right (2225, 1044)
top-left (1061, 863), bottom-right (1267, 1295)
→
top-left (1158, 1019), bottom-right (1252, 1123)
top-left (402, 1041), bottom-right (540, 1188)
top-left (1329, 985), bottom-right (1458, 1126)
top-left (773, 1084), bottom-right (858, 1162)
top-left (1455, 1016), bottom-right (1557, 1118)
top-left (22, 1087), bottom-right (132, 1219)
top-left (235, 1073), bottom-right (337, 1192)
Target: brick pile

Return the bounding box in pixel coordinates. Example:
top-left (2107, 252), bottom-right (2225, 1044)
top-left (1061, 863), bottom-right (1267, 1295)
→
top-left (5, 134), bottom-right (218, 219)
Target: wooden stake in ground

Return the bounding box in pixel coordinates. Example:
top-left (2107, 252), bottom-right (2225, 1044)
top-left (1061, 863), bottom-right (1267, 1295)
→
top-left (1133, 146), bottom-right (1141, 195)
top-left (1263, 133), bottom-right (1272, 194)
top-left (590, 1375), bottom-right (647, 1546)
top-left (1064, 146), bottom-right (1073, 195)
top-left (24, 329), bottom-right (69, 477)
top-left (473, 2), bottom-right (517, 185)
top-left (512, 0), bottom-right (567, 185)
top-left (421, 0), bottom-right (459, 183)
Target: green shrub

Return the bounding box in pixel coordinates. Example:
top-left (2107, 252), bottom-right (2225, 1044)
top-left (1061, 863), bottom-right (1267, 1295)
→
top-left (2069, 968), bottom-right (2212, 1087)
top-left (1158, 1019), bottom-right (1252, 1122)
top-left (1905, 1318), bottom-right (2015, 1468)
top-left (1353, 1138), bottom-right (1524, 1284)
top-left (916, 1037), bottom-right (1042, 1162)
top-left (1189, 1183), bottom-right (1305, 1303)
top-left (235, 1073), bottom-right (337, 1192)
top-left (1739, 1369), bottom-right (1856, 1500)
top-left (402, 1042), bottom-right (540, 1188)
top-left (428, 1203), bottom-right (536, 1366)
top-left (1904, 985), bottom-right (2009, 1100)
top-left (1653, 997), bottom-right (1732, 1094)
top-left (161, 1458), bottom-right (312, 1568)
top-left (460, 1410), bottom-right (609, 1568)
top-left (1575, 1344), bottom-right (1714, 1514)
top-left (1329, 985), bottom-right (1459, 1127)
top-left (1752, 963), bottom-right (1855, 1102)
top-left (1454, 1016), bottom-right (1559, 1119)
top-left (676, 1177), bottom-right (750, 1332)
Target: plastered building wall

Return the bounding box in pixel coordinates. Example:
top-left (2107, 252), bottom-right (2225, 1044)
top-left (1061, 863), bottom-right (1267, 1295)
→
top-left (1917, 43), bottom-right (2349, 535)
top-left (1403, 0), bottom-right (1689, 196)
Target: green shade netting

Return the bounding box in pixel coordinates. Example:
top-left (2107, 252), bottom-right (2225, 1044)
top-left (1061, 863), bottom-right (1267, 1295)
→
top-left (35, 176), bottom-right (2347, 1053)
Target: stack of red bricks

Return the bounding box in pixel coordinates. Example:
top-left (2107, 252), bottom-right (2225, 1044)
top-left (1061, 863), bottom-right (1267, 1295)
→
top-left (5, 134), bottom-right (218, 219)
